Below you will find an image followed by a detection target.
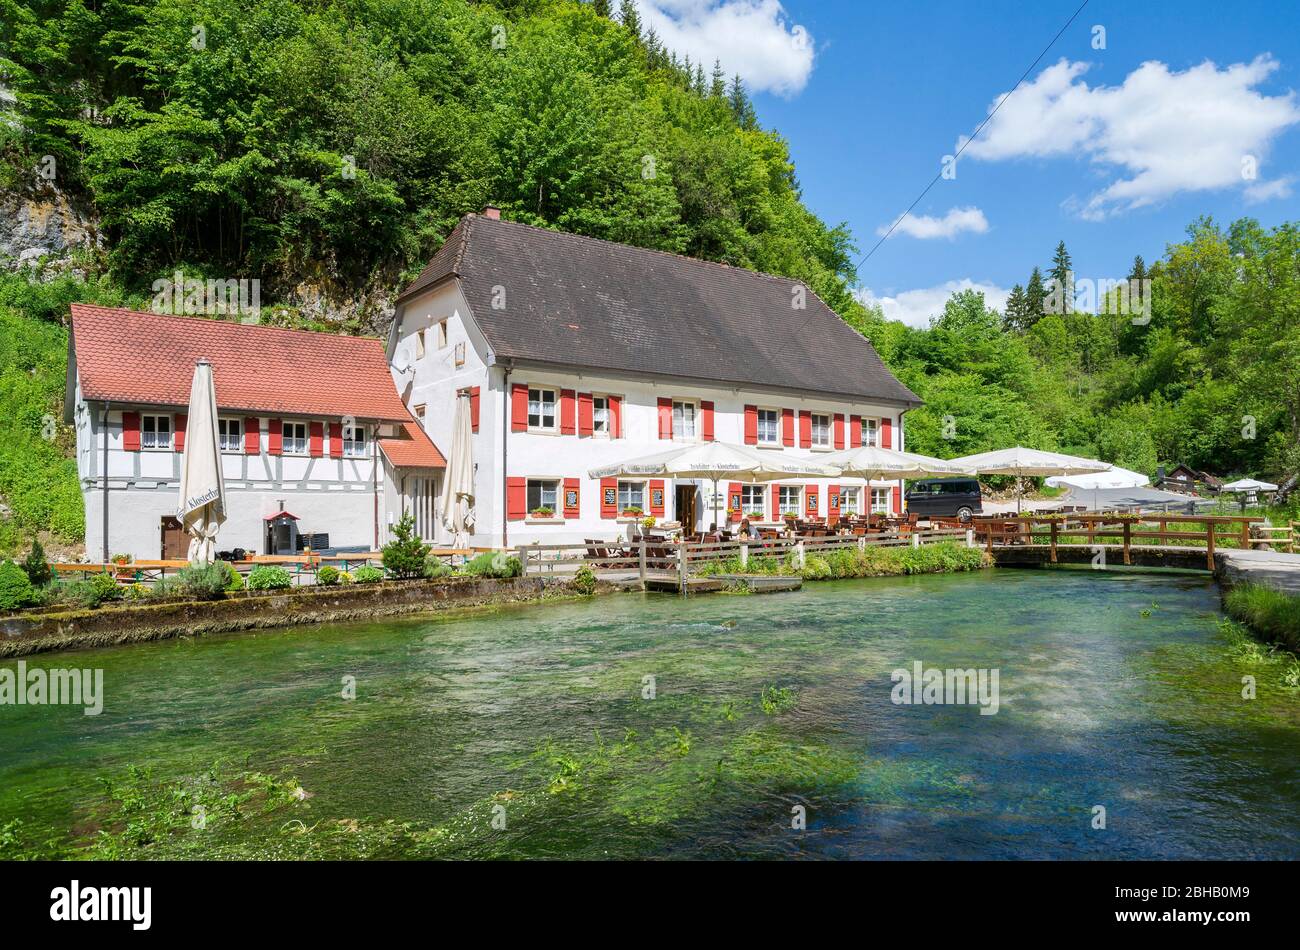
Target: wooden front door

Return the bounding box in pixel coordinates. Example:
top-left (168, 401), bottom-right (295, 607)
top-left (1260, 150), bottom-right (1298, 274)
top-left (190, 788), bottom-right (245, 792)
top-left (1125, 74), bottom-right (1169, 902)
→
top-left (675, 484), bottom-right (698, 531)
top-left (161, 516), bottom-right (187, 560)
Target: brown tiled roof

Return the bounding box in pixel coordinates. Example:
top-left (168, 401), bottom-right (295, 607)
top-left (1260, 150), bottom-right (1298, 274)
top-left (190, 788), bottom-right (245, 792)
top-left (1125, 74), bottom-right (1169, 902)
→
top-left (70, 304), bottom-right (413, 421)
top-left (397, 214), bottom-right (921, 406)
top-left (379, 421), bottom-right (446, 469)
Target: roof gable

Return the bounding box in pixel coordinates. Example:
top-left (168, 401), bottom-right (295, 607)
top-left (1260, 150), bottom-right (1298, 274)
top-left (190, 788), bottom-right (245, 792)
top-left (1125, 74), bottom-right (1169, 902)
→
top-left (398, 215), bottom-right (920, 406)
top-left (70, 304), bottom-right (412, 420)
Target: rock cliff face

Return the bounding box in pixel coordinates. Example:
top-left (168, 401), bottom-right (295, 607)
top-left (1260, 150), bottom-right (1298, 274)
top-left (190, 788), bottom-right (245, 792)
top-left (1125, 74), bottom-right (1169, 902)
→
top-left (0, 183), bottom-right (102, 266)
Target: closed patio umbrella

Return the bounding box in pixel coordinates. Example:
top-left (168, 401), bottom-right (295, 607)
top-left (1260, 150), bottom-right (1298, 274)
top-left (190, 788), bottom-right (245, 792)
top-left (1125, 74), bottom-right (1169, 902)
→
top-left (439, 389), bottom-right (475, 549)
top-left (588, 442), bottom-right (838, 529)
top-left (948, 446), bottom-right (1110, 513)
top-left (176, 359), bottom-right (226, 565)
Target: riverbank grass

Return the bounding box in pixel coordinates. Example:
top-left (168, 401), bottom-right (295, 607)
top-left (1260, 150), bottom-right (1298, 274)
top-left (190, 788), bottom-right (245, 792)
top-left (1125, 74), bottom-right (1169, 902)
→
top-left (1223, 583), bottom-right (1300, 655)
top-left (695, 541), bottom-right (990, 581)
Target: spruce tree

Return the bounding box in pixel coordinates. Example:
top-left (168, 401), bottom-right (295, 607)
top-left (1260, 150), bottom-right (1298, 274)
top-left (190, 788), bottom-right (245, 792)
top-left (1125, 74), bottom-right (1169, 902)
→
top-left (1003, 283), bottom-right (1028, 333)
top-left (710, 59), bottom-right (726, 98)
top-left (618, 0), bottom-right (640, 39)
top-left (1025, 266), bottom-right (1047, 327)
top-left (1128, 254), bottom-right (1147, 283)
top-left (592, 0), bottom-right (611, 18)
top-left (727, 74), bottom-right (756, 129)
top-left (1049, 240), bottom-right (1073, 315)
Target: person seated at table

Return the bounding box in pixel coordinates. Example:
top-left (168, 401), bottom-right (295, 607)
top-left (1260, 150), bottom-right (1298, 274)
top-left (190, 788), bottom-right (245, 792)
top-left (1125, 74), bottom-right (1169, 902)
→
top-left (737, 517), bottom-right (760, 540)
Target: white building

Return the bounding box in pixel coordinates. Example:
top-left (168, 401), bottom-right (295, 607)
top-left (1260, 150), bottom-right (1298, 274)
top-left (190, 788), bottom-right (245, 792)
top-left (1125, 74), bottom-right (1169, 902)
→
top-left (66, 304), bottom-right (445, 561)
top-left (388, 208), bottom-right (921, 548)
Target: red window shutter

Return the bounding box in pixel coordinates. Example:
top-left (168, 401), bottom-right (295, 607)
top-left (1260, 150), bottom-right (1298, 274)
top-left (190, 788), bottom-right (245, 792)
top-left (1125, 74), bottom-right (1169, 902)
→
top-left (805, 485), bottom-right (819, 520)
top-left (563, 477), bottom-right (580, 518)
top-left (828, 484), bottom-right (841, 522)
top-left (649, 479), bottom-right (666, 517)
top-left (798, 410), bottom-right (812, 449)
top-left (850, 416), bottom-right (863, 448)
top-left (511, 383), bottom-right (528, 432)
top-left (771, 483), bottom-right (782, 517)
top-left (782, 408), bottom-right (794, 446)
top-left (244, 417), bottom-right (260, 454)
top-left (328, 421), bottom-right (342, 458)
top-left (122, 411), bottom-right (141, 451)
top-left (657, 398), bottom-right (672, 439)
top-left (507, 477), bottom-right (527, 521)
top-left (743, 405), bottom-right (758, 445)
top-left (728, 482), bottom-right (743, 523)
top-left (577, 393), bottom-right (593, 436)
top-left (309, 421), bottom-right (324, 457)
top-left (892, 485), bottom-right (902, 514)
top-left (560, 389), bottom-right (577, 435)
top-left (470, 386), bottom-right (481, 432)
top-left (173, 413), bottom-right (187, 452)
top-left (600, 477), bottom-right (618, 518)
top-left (268, 419), bottom-right (283, 455)
top-left (881, 417), bottom-right (893, 449)
top-left (833, 413), bottom-right (845, 449)
top-left (609, 396), bottom-right (622, 438)
top-left (701, 401), bottom-right (715, 441)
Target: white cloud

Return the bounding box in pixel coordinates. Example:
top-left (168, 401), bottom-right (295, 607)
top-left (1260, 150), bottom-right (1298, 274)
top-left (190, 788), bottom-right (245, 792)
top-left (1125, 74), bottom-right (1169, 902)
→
top-left (878, 206), bottom-right (989, 240)
top-left (856, 280), bottom-right (1011, 329)
top-left (1244, 175), bottom-right (1295, 203)
top-left (635, 1), bottom-right (814, 96)
top-left (959, 56), bottom-right (1300, 219)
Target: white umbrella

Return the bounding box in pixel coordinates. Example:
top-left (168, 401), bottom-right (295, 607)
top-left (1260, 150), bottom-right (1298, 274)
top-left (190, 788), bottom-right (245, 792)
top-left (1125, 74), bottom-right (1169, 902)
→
top-left (176, 359), bottom-right (226, 565)
top-left (1222, 478), bottom-right (1278, 492)
top-left (949, 446), bottom-right (1110, 513)
top-left (439, 390), bottom-right (475, 548)
top-left (1046, 466), bottom-right (1149, 490)
top-left (588, 442), bottom-right (838, 529)
top-left (819, 445), bottom-right (973, 481)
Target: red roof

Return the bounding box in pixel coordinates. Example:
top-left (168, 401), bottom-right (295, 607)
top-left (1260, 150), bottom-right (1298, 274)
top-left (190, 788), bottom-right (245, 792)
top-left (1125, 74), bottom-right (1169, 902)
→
top-left (70, 304), bottom-right (412, 421)
top-left (379, 421), bottom-right (447, 470)
top-left (264, 511), bottom-right (301, 521)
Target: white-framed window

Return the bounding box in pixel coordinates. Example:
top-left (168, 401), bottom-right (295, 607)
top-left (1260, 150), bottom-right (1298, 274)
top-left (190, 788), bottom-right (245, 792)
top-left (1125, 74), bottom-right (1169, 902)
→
top-left (864, 418), bottom-right (879, 447)
top-left (528, 387), bottom-right (557, 431)
top-left (672, 399), bottom-right (697, 440)
top-left (778, 486), bottom-right (801, 517)
top-left (618, 480), bottom-right (645, 512)
top-left (871, 488), bottom-right (891, 514)
top-left (218, 417), bottom-right (242, 453)
top-left (757, 408), bottom-right (780, 445)
top-left (141, 413), bottom-right (172, 450)
top-left (593, 396), bottom-right (610, 436)
top-left (453, 341), bottom-right (466, 367)
top-left (415, 329), bottom-right (426, 359)
top-left (282, 421), bottom-right (308, 455)
top-left (437, 320), bottom-right (448, 348)
top-left (413, 404), bottom-right (426, 429)
top-left (811, 413), bottom-right (831, 448)
top-left (840, 487), bottom-right (860, 516)
top-left (342, 422), bottom-right (369, 458)
top-left (740, 485), bottom-right (766, 517)
top-left (527, 478), bottom-right (559, 514)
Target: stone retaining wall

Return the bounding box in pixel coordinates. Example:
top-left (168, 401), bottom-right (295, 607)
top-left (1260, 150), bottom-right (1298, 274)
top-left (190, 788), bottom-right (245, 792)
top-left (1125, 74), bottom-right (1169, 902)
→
top-left (0, 576), bottom-right (576, 658)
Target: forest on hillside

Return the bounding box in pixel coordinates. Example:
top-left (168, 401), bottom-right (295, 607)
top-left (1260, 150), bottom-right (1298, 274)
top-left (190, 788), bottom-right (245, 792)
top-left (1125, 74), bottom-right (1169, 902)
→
top-left (1, 0), bottom-right (1298, 554)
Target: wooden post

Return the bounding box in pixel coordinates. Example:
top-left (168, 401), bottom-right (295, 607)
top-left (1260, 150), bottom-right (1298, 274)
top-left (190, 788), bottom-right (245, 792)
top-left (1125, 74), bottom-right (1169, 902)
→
top-left (638, 540), bottom-right (647, 585)
top-left (911, 531), bottom-right (920, 548)
top-left (1122, 522), bottom-right (1131, 565)
top-left (739, 542), bottom-right (749, 569)
top-left (1157, 518), bottom-right (1167, 544)
top-left (966, 528), bottom-right (974, 549)
top-left (1240, 520), bottom-right (1250, 549)
top-left (1206, 522), bottom-right (1216, 572)
top-left (858, 536), bottom-right (867, 552)
top-left (516, 545), bottom-right (529, 575)
top-left (1049, 520), bottom-right (1058, 564)
top-left (677, 543), bottom-right (687, 596)
top-left (795, 539), bottom-right (806, 569)
top-left (985, 527), bottom-right (993, 556)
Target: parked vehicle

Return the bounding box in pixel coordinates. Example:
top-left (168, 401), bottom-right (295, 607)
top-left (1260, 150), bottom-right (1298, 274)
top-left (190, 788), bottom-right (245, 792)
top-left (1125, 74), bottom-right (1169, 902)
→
top-left (906, 478), bottom-right (983, 521)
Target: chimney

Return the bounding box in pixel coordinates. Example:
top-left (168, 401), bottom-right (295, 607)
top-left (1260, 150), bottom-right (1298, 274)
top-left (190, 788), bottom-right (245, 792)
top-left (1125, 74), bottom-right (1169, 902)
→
top-left (481, 206), bottom-right (501, 220)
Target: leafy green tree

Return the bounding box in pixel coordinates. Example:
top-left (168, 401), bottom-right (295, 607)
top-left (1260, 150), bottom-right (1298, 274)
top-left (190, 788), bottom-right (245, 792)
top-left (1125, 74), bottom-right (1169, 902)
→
top-left (382, 513), bottom-right (431, 578)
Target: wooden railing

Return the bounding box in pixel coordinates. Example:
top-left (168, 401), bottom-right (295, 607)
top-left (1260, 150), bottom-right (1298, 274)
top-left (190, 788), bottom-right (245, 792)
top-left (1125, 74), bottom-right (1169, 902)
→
top-left (516, 528), bottom-right (974, 588)
top-left (961, 513), bottom-right (1271, 571)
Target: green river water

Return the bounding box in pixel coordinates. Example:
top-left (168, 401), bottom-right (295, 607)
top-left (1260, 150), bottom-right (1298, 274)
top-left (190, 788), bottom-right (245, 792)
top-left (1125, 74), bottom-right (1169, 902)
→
top-left (1, 568), bottom-right (1297, 859)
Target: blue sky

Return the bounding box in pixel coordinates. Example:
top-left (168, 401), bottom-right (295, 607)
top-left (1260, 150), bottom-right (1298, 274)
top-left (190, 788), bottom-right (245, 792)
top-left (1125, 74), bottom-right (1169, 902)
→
top-left (637, 1), bottom-right (1300, 325)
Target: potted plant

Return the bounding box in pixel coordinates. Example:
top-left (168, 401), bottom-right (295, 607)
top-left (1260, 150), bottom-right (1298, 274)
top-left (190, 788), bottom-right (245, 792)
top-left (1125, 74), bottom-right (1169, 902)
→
top-left (530, 506), bottom-right (555, 519)
top-left (621, 505), bottom-right (644, 518)
top-left (641, 516), bottom-right (657, 532)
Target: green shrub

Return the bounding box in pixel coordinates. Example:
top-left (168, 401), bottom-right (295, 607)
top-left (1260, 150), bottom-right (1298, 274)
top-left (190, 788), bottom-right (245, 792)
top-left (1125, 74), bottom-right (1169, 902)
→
top-left (352, 565), bottom-right (385, 584)
top-left (802, 555), bottom-right (832, 580)
top-left (422, 555), bottom-right (450, 580)
top-left (572, 565), bottom-right (597, 595)
top-left (21, 539), bottom-right (51, 588)
top-left (338, 571), bottom-right (354, 585)
top-left (316, 565), bottom-right (341, 586)
top-left (0, 560), bottom-right (36, 610)
top-left (247, 565), bottom-right (292, 590)
top-left (382, 513), bottom-right (430, 578)
top-left (463, 552), bottom-right (522, 579)
top-left (89, 571), bottom-right (122, 603)
top-left (173, 563), bottom-right (229, 601)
